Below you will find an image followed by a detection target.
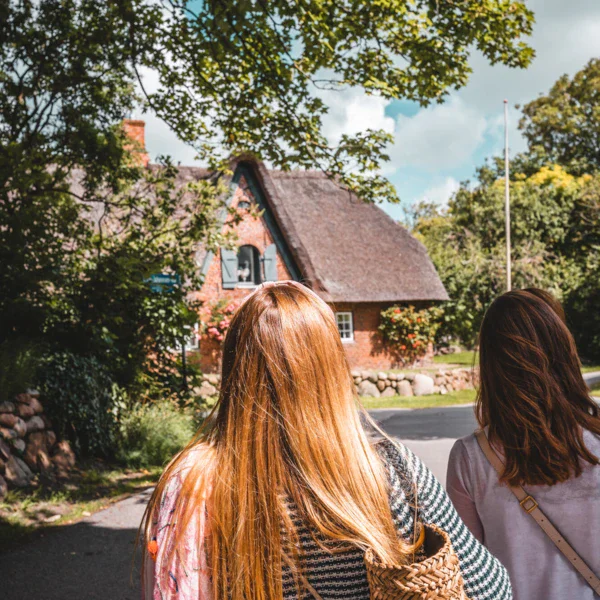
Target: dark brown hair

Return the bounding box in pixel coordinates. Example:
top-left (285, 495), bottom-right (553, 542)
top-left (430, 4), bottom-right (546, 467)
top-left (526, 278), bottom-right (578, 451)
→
top-left (476, 288), bottom-right (600, 486)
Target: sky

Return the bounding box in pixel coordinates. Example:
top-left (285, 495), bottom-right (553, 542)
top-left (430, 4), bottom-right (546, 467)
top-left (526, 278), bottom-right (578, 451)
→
top-left (141, 0), bottom-right (600, 220)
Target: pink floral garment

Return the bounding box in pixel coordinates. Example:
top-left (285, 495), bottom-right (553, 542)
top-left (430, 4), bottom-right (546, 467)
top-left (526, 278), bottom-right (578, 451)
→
top-left (143, 447), bottom-right (214, 600)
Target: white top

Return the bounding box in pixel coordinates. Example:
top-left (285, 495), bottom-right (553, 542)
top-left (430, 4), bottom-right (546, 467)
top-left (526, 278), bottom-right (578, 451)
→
top-left (447, 429), bottom-right (600, 600)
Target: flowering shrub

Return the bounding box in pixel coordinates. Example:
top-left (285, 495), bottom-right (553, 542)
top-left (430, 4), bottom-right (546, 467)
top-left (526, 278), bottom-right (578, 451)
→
top-left (379, 305), bottom-right (444, 363)
top-left (203, 300), bottom-right (239, 343)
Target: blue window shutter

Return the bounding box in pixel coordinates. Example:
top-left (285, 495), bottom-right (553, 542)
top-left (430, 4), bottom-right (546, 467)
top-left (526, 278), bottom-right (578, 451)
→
top-left (221, 248), bottom-right (238, 289)
top-left (263, 243), bottom-right (278, 281)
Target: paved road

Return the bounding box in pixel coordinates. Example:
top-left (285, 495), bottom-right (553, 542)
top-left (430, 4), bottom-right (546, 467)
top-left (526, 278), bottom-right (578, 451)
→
top-left (1, 489), bottom-right (151, 600)
top-left (370, 404), bottom-right (478, 486)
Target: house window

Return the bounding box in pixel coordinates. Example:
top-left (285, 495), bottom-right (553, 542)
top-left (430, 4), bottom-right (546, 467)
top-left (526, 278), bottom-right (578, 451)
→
top-left (184, 323), bottom-right (200, 351)
top-left (238, 200), bottom-right (251, 210)
top-left (237, 245), bottom-right (261, 285)
top-left (336, 312), bottom-right (354, 342)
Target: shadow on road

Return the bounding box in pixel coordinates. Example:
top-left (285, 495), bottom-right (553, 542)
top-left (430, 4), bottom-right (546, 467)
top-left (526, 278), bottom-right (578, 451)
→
top-left (1, 494), bottom-right (147, 600)
top-left (370, 404), bottom-right (478, 441)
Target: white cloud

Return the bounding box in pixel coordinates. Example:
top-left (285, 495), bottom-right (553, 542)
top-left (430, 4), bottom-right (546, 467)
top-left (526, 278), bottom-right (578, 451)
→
top-left (421, 177), bottom-right (461, 205)
top-left (389, 97), bottom-right (488, 170)
top-left (135, 67), bottom-right (204, 165)
top-left (317, 85), bottom-right (394, 143)
top-left (458, 0), bottom-right (600, 113)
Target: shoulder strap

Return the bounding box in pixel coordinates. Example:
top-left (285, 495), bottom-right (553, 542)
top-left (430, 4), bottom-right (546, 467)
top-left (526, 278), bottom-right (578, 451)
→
top-left (475, 430), bottom-right (600, 594)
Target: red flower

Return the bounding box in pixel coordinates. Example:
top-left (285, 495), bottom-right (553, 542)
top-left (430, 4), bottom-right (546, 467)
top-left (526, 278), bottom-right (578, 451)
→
top-left (394, 308), bottom-right (401, 314)
top-left (407, 333), bottom-right (415, 339)
top-left (400, 345), bottom-right (406, 350)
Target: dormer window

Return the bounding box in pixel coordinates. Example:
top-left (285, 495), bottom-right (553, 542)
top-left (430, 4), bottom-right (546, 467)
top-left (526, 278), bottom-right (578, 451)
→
top-left (221, 243), bottom-right (278, 289)
top-left (238, 200), bottom-right (251, 210)
top-left (237, 245), bottom-right (261, 285)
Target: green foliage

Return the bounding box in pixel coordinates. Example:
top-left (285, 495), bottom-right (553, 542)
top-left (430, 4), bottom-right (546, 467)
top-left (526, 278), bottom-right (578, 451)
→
top-left (0, 0), bottom-right (536, 450)
top-left (519, 58), bottom-right (600, 174)
top-left (412, 164), bottom-right (600, 350)
top-left (37, 352), bottom-right (125, 458)
top-left (0, 341), bottom-right (41, 403)
top-left (137, 0), bottom-right (534, 203)
top-left (115, 400), bottom-right (195, 468)
top-left (46, 160), bottom-right (228, 397)
top-left (379, 305), bottom-right (443, 364)
top-left (411, 60), bottom-right (600, 356)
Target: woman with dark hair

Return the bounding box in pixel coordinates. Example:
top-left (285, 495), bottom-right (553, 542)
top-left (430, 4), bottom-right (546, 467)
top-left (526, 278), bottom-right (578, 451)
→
top-left (447, 289), bottom-right (600, 600)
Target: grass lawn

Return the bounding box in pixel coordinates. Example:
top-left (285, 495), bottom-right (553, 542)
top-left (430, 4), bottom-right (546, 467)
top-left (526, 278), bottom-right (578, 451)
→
top-left (432, 351), bottom-right (478, 367)
top-left (432, 351), bottom-right (600, 375)
top-left (361, 388), bottom-right (476, 410)
top-left (0, 462), bottom-right (161, 546)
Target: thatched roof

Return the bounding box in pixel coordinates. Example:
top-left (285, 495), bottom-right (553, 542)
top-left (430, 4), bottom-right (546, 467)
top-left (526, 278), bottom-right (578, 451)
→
top-left (263, 169), bottom-right (448, 302)
top-left (167, 159), bottom-right (449, 303)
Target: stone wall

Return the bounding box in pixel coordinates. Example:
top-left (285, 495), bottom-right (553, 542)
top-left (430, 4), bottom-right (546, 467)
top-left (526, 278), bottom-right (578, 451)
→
top-left (352, 368), bottom-right (478, 398)
top-left (193, 367), bottom-right (478, 402)
top-left (0, 391), bottom-right (75, 499)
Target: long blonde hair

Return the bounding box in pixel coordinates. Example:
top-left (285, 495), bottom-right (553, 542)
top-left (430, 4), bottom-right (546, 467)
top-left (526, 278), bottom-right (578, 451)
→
top-left (143, 281), bottom-right (409, 599)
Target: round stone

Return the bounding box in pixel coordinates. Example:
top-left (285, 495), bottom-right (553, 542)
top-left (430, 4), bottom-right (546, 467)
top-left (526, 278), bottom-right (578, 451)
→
top-left (397, 380), bottom-right (413, 397)
top-left (357, 380), bottom-right (380, 398)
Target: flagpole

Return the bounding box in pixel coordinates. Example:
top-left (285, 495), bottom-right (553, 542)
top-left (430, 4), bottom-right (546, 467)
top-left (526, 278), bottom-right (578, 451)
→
top-left (504, 99), bottom-right (512, 292)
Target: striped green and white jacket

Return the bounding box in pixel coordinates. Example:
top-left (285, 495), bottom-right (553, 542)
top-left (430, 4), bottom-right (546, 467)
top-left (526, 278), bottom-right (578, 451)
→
top-left (281, 438), bottom-right (512, 600)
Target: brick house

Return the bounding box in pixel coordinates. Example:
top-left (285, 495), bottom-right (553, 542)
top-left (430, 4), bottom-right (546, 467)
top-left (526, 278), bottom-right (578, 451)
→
top-left (125, 120), bottom-right (448, 372)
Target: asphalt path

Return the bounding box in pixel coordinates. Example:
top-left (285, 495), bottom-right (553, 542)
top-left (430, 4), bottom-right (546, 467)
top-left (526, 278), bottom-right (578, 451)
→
top-left (1, 488), bottom-right (151, 600)
top-left (371, 404), bottom-right (478, 441)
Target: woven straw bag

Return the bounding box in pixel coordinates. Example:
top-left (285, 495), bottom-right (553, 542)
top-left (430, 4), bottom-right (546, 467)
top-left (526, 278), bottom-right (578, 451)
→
top-left (364, 523), bottom-right (469, 600)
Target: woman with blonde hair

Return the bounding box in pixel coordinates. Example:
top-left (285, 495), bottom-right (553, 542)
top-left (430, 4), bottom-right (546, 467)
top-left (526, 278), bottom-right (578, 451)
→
top-left (142, 281), bottom-right (511, 600)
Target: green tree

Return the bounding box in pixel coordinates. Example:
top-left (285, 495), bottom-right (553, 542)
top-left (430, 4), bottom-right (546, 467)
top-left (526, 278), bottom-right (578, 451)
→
top-left (413, 165), bottom-right (600, 354)
top-left (1, 0), bottom-right (536, 407)
top-left (519, 58), bottom-right (600, 174)
top-left (413, 58), bottom-right (600, 358)
top-left (137, 0), bottom-right (534, 203)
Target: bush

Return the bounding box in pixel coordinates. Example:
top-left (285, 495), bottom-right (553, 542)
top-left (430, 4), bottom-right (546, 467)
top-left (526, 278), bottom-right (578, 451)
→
top-left (379, 305), bottom-right (444, 364)
top-left (37, 351), bottom-right (124, 458)
top-left (0, 340), bottom-right (41, 403)
top-left (116, 400), bottom-right (195, 468)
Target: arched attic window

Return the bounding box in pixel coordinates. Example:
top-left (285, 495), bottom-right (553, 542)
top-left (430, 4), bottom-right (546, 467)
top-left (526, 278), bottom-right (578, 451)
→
top-left (221, 244), bottom-right (278, 289)
top-left (237, 245), bottom-right (261, 285)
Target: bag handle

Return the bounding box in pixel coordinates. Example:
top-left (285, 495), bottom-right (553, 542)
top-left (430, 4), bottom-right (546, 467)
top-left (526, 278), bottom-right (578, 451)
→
top-left (475, 430), bottom-right (600, 594)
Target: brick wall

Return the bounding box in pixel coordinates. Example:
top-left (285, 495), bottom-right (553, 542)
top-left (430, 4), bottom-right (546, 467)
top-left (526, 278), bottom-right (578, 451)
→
top-left (189, 176), bottom-right (292, 372)
top-left (187, 177), bottom-right (431, 373)
top-left (332, 302), bottom-right (393, 370)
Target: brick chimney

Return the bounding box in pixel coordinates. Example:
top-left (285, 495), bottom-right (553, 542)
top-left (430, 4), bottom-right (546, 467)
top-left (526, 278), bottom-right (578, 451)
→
top-left (122, 118), bottom-right (150, 167)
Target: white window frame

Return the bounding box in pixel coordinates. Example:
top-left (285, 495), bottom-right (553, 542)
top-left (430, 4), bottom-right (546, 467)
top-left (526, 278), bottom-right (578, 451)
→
top-left (183, 323), bottom-right (200, 351)
top-left (336, 312), bottom-right (354, 343)
top-left (236, 244), bottom-right (261, 288)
